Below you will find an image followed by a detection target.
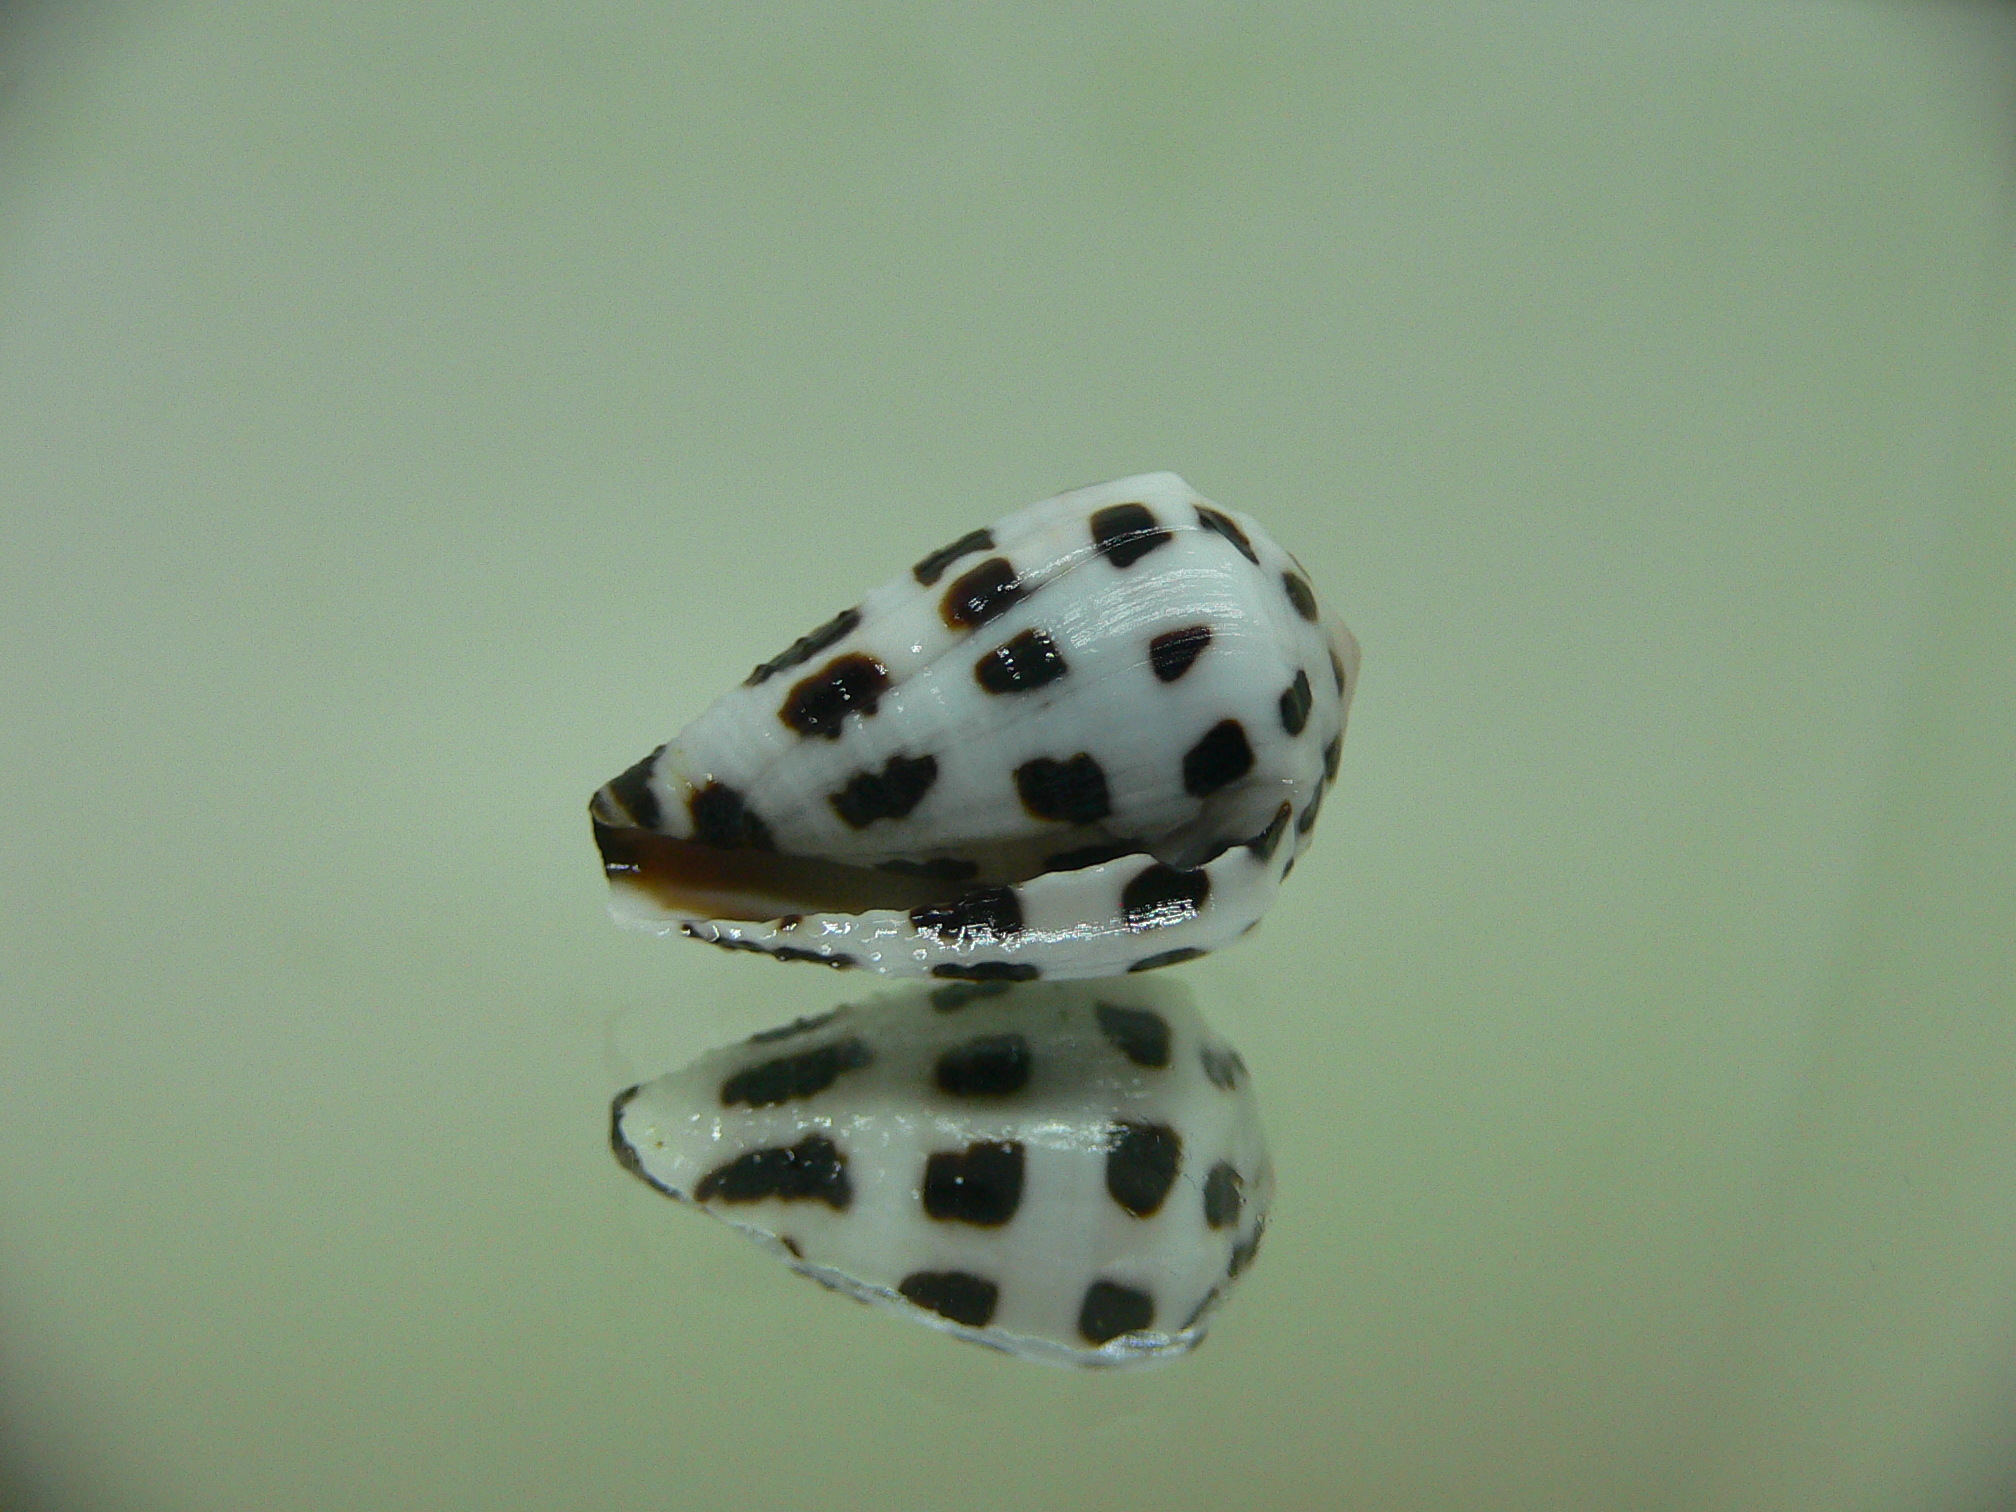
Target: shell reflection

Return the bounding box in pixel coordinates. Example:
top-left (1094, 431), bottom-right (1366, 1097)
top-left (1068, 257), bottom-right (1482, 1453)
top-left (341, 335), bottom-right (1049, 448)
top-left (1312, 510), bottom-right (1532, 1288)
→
top-left (611, 978), bottom-right (1272, 1368)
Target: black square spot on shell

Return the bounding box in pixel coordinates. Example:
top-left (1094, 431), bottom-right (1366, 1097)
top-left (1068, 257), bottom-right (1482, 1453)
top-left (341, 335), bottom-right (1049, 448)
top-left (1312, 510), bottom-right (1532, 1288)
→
top-left (1278, 669), bottom-right (1313, 736)
top-left (1090, 503), bottom-right (1172, 569)
top-left (688, 782), bottom-right (776, 851)
top-left (1181, 719), bottom-right (1254, 797)
top-left (1079, 1279), bottom-right (1156, 1345)
top-left (1200, 1042), bottom-right (1246, 1090)
top-left (930, 979), bottom-right (1014, 1012)
top-left (1015, 753), bottom-right (1112, 825)
top-left (601, 745), bottom-right (665, 829)
top-left (1295, 785), bottom-right (1325, 836)
top-left (1195, 505), bottom-right (1258, 564)
top-left (913, 528), bottom-right (995, 587)
top-left (1149, 624), bottom-right (1211, 683)
top-left (829, 753), bottom-right (939, 828)
top-left (695, 1134), bottom-right (851, 1210)
top-left (1246, 801), bottom-right (1292, 862)
top-left (1106, 1120), bottom-right (1182, 1217)
top-left (879, 856), bottom-right (980, 881)
top-left (910, 884), bottom-right (1023, 943)
top-left (941, 557), bottom-right (1024, 630)
top-left (1329, 645), bottom-right (1348, 694)
top-left (1203, 1162), bottom-right (1244, 1229)
top-left (922, 1140), bottom-right (1025, 1226)
top-left (1095, 1002), bottom-right (1172, 1067)
top-left (1121, 863), bottom-right (1210, 931)
top-left (745, 606), bottom-right (862, 687)
top-left (1228, 1218), bottom-right (1267, 1277)
top-left (1323, 733), bottom-right (1342, 783)
top-left (779, 653), bottom-right (890, 740)
top-left (1281, 570), bottom-right (1319, 621)
top-left (747, 1009), bottom-right (841, 1044)
top-left (719, 1037), bottom-right (872, 1108)
top-left (934, 1033), bottom-right (1033, 1097)
top-left (899, 1270), bottom-right (1000, 1328)
top-left (931, 961), bottom-right (1040, 983)
top-left (1128, 947), bottom-right (1206, 973)
top-left (975, 627), bottom-right (1069, 694)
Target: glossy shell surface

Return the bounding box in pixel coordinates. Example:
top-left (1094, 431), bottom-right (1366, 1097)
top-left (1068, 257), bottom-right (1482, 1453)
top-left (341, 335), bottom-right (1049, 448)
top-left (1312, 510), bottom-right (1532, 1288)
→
top-left (611, 979), bottom-right (1272, 1367)
top-left (591, 472), bottom-right (1358, 980)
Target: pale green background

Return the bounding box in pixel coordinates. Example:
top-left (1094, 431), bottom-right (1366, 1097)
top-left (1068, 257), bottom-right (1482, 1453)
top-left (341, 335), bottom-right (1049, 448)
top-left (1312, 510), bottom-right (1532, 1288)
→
top-left (3, 4), bottom-right (2014, 1510)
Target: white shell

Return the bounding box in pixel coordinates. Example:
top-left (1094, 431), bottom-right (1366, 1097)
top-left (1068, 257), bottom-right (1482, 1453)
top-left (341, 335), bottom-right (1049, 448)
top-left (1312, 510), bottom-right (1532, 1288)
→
top-left (591, 472), bottom-right (1358, 980)
top-left (611, 979), bottom-right (1272, 1367)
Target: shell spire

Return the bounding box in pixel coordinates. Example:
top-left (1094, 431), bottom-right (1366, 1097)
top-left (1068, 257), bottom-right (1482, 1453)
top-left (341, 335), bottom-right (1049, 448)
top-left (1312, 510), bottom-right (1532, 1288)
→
top-left (590, 472), bottom-right (1358, 981)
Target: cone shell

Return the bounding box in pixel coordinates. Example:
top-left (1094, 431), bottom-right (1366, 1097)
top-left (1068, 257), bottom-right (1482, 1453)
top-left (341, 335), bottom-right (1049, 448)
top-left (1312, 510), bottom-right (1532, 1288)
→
top-left (591, 472), bottom-right (1358, 980)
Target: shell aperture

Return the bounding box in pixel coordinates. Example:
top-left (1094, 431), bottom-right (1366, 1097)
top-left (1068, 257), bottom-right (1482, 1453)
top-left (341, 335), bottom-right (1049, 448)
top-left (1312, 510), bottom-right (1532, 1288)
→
top-left (590, 472), bottom-right (1359, 980)
top-left (610, 979), bottom-right (1272, 1367)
